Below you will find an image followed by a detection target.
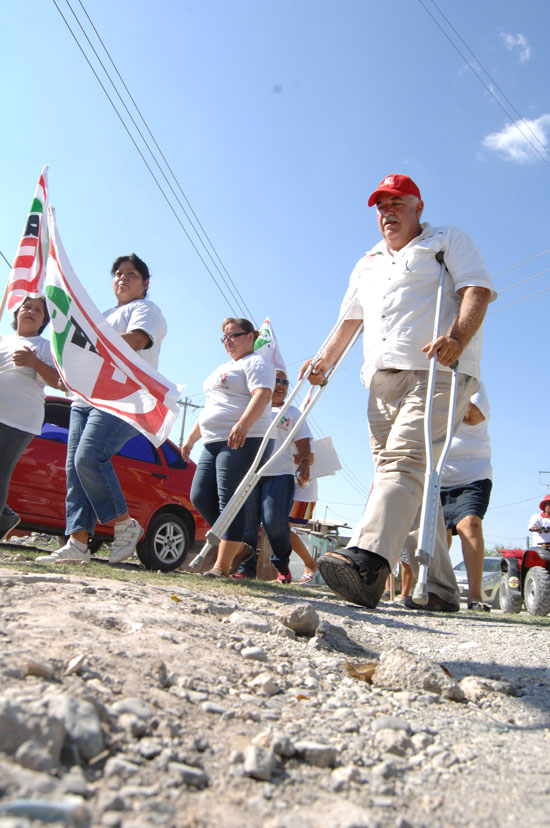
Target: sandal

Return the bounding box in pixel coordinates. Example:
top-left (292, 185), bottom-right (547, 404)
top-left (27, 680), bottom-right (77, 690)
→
top-left (202, 567), bottom-right (227, 578)
top-left (298, 571), bottom-right (317, 584)
top-left (228, 544), bottom-right (255, 576)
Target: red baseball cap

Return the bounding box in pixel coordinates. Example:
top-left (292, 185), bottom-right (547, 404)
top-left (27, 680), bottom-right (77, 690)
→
top-left (368, 174), bottom-right (421, 207)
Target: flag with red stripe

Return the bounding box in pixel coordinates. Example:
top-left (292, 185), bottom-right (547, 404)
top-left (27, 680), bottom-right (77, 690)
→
top-left (6, 166), bottom-right (49, 313)
top-left (45, 206), bottom-right (180, 447)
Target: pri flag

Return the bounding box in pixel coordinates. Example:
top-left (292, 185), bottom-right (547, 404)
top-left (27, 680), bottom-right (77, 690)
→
top-left (45, 207), bottom-right (180, 447)
top-left (6, 166), bottom-right (49, 313)
top-left (254, 317), bottom-right (287, 373)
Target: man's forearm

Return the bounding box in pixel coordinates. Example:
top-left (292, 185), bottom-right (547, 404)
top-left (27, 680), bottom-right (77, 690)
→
top-left (318, 319), bottom-right (362, 369)
top-left (448, 286), bottom-right (492, 351)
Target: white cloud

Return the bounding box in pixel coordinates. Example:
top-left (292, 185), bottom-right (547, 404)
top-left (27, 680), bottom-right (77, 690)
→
top-left (482, 115), bottom-right (550, 164)
top-left (500, 32), bottom-right (531, 63)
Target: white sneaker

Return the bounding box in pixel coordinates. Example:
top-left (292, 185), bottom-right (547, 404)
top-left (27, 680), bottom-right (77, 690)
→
top-left (109, 519), bottom-right (143, 564)
top-left (36, 541), bottom-right (91, 564)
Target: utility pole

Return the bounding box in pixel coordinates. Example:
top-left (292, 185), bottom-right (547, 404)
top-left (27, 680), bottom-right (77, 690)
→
top-left (177, 397), bottom-right (202, 448)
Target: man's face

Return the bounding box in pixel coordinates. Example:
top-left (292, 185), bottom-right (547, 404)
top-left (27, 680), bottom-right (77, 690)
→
top-left (375, 194), bottom-right (424, 252)
top-left (544, 503), bottom-right (550, 517)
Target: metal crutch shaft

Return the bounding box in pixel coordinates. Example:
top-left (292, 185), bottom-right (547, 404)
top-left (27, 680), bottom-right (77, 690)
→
top-left (413, 255), bottom-right (459, 604)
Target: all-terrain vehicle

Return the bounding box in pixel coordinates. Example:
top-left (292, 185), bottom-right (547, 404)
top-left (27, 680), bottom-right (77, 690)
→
top-left (499, 544), bottom-right (550, 616)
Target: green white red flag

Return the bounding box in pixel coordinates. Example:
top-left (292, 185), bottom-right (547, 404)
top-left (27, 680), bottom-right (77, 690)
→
top-left (6, 166), bottom-right (49, 313)
top-left (254, 317), bottom-right (287, 372)
top-left (45, 207), bottom-right (180, 447)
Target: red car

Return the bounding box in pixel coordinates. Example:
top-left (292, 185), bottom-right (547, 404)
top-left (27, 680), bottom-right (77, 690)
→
top-left (7, 397), bottom-right (208, 571)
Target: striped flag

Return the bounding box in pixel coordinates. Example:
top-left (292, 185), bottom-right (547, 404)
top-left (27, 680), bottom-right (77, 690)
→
top-left (254, 317), bottom-right (287, 372)
top-left (6, 166), bottom-right (49, 313)
top-left (45, 207), bottom-right (180, 447)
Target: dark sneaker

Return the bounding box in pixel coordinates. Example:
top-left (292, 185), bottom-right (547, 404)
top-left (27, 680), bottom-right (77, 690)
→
top-left (318, 547), bottom-right (390, 609)
top-left (0, 508), bottom-right (21, 542)
top-left (276, 570), bottom-right (292, 584)
top-left (229, 544), bottom-right (256, 576)
top-left (467, 601), bottom-right (491, 612)
top-left (404, 593), bottom-right (459, 613)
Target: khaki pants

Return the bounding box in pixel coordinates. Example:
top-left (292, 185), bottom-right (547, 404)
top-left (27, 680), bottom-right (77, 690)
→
top-left (348, 369), bottom-right (478, 604)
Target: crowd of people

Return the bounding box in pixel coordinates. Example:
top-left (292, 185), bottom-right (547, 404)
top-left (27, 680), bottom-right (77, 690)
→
top-left (3, 172), bottom-right (546, 609)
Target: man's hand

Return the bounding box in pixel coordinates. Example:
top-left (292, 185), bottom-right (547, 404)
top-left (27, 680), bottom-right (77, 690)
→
top-left (422, 336), bottom-right (462, 366)
top-left (299, 357), bottom-right (330, 386)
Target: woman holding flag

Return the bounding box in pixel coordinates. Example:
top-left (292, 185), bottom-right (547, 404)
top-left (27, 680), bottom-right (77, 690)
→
top-left (181, 317), bottom-right (275, 577)
top-left (37, 254), bottom-right (167, 566)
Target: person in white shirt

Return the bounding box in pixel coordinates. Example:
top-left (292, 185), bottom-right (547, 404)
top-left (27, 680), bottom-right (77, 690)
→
top-left (300, 173), bottom-right (496, 611)
top-left (0, 296), bottom-right (60, 540)
top-left (37, 254), bottom-right (166, 566)
top-left (528, 496), bottom-right (550, 545)
top-left (439, 382), bottom-right (492, 611)
top-left (233, 369), bottom-right (313, 583)
top-left (182, 318), bottom-right (275, 578)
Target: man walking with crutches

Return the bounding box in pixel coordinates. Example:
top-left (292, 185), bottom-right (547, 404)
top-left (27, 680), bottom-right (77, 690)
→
top-left (300, 174), bottom-right (496, 611)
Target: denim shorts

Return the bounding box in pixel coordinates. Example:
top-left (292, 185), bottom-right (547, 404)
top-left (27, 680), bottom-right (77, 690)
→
top-left (440, 478), bottom-right (492, 535)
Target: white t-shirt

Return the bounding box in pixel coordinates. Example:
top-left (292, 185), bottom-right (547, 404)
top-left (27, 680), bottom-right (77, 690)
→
top-left (341, 223), bottom-right (497, 387)
top-left (0, 334), bottom-right (55, 434)
top-left (294, 476), bottom-right (318, 502)
top-left (441, 382), bottom-right (492, 487)
top-left (528, 513), bottom-right (550, 545)
top-left (263, 404), bottom-right (312, 477)
top-left (102, 299), bottom-right (167, 368)
top-left (199, 352), bottom-right (276, 444)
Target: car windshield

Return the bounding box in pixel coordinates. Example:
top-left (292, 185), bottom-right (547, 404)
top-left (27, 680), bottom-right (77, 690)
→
top-left (454, 561), bottom-right (466, 571)
top-left (483, 558), bottom-right (501, 572)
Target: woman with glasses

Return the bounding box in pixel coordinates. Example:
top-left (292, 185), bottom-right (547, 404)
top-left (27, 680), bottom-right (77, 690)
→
top-left (181, 318), bottom-right (275, 577)
top-left (233, 369), bottom-right (313, 584)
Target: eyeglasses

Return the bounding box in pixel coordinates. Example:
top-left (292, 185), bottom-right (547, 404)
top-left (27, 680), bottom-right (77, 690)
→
top-left (275, 378), bottom-right (289, 386)
top-left (221, 332), bottom-right (249, 344)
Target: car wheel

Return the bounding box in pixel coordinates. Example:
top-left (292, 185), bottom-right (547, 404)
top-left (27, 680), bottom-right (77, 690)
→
top-left (499, 578), bottom-right (522, 614)
top-left (137, 512), bottom-right (191, 572)
top-left (491, 587), bottom-right (500, 610)
top-left (523, 567), bottom-right (550, 616)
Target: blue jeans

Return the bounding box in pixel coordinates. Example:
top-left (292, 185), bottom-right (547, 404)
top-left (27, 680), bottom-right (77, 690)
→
top-left (240, 473), bottom-right (295, 577)
top-left (191, 438), bottom-right (273, 542)
top-left (0, 422), bottom-right (34, 514)
top-left (65, 406), bottom-right (139, 535)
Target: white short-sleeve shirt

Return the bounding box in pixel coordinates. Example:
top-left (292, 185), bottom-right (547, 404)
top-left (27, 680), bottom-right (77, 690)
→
top-left (0, 334), bottom-right (55, 434)
top-left (441, 381), bottom-right (492, 487)
top-left (528, 513), bottom-right (550, 545)
top-left (341, 223), bottom-right (497, 387)
top-left (263, 404), bottom-right (312, 477)
top-left (199, 352), bottom-right (276, 444)
top-left (103, 299), bottom-right (167, 368)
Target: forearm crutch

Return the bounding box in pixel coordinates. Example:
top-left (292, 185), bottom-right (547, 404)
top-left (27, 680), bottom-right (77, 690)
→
top-left (188, 309), bottom-right (363, 571)
top-left (412, 254), bottom-right (459, 605)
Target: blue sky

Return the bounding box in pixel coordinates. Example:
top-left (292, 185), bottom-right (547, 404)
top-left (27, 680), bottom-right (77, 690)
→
top-left (1, 0), bottom-right (549, 562)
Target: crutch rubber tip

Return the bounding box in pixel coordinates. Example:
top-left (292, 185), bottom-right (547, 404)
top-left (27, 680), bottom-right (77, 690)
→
top-left (412, 584), bottom-right (429, 605)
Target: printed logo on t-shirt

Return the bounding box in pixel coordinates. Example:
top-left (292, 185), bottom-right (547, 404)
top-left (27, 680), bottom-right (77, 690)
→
top-left (215, 373), bottom-right (228, 386)
top-left (277, 415), bottom-right (291, 431)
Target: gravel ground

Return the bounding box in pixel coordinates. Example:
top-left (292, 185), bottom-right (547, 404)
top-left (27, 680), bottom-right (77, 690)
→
top-left (1, 538), bottom-right (550, 828)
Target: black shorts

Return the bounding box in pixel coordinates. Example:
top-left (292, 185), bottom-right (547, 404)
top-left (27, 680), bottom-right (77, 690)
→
top-left (440, 478), bottom-right (492, 535)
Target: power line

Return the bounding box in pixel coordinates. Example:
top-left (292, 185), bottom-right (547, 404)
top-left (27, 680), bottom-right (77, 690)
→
top-left (74, 1), bottom-right (254, 324)
top-left (496, 268), bottom-right (549, 294)
top-left (0, 249), bottom-right (11, 269)
top-left (51, 0), bottom-right (254, 321)
top-left (417, 0), bottom-right (550, 168)
top-left (492, 250), bottom-right (549, 279)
